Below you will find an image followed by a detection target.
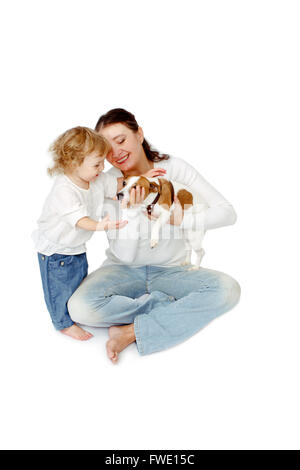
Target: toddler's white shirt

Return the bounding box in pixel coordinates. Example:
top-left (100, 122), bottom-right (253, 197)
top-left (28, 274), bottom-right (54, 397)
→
top-left (32, 173), bottom-right (117, 256)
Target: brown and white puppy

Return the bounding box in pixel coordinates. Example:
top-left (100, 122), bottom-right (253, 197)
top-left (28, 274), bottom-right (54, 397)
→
top-left (117, 176), bottom-right (206, 269)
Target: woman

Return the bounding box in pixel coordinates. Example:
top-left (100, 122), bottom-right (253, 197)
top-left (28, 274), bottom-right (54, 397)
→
top-left (68, 108), bottom-right (241, 362)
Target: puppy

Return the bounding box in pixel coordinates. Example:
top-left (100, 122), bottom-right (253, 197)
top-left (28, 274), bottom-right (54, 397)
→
top-left (117, 176), bottom-right (206, 269)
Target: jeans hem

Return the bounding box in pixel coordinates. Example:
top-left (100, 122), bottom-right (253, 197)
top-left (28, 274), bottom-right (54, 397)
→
top-left (53, 319), bottom-right (75, 330)
top-left (134, 316), bottom-right (144, 355)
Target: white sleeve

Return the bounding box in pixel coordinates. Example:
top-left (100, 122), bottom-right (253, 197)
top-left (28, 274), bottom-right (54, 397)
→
top-left (165, 157), bottom-right (237, 231)
top-left (103, 200), bottom-right (142, 264)
top-left (50, 185), bottom-right (89, 227)
top-left (94, 172), bottom-right (118, 199)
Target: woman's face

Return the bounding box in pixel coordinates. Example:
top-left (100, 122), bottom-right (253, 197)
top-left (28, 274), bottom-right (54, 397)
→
top-left (98, 123), bottom-right (144, 173)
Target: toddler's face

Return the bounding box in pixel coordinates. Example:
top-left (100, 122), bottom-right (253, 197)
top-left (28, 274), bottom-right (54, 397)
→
top-left (77, 151), bottom-right (105, 183)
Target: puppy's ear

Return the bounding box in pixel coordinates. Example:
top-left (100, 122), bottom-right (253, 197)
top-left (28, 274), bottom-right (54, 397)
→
top-left (149, 182), bottom-right (159, 192)
top-left (157, 178), bottom-right (174, 207)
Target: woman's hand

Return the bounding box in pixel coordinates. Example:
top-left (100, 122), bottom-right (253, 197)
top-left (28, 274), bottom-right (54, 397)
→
top-left (142, 195), bottom-right (184, 225)
top-left (121, 185), bottom-right (146, 210)
top-left (169, 196), bottom-right (184, 225)
top-left (142, 168), bottom-right (167, 178)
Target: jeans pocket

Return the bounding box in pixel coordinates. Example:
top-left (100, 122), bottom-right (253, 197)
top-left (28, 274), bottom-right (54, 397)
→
top-left (48, 256), bottom-right (75, 290)
top-left (48, 254), bottom-right (74, 268)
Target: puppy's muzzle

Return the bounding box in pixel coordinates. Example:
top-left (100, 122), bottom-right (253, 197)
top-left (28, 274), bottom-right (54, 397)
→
top-left (116, 192), bottom-right (124, 201)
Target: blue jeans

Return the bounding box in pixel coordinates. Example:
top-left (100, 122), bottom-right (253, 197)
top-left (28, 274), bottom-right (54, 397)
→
top-left (37, 252), bottom-right (88, 330)
top-left (68, 264), bottom-right (241, 355)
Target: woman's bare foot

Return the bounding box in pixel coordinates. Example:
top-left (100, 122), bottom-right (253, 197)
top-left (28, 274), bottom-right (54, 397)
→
top-left (60, 324), bottom-right (93, 341)
top-left (106, 324), bottom-right (136, 363)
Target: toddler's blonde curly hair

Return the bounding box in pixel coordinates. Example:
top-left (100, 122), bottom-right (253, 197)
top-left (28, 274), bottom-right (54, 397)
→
top-left (48, 126), bottom-right (111, 176)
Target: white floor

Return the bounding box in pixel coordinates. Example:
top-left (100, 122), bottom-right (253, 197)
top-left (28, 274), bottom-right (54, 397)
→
top-left (2, 227), bottom-right (300, 450)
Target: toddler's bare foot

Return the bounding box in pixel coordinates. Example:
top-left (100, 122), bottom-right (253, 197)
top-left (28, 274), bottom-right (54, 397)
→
top-left (60, 324), bottom-right (93, 341)
top-left (106, 324), bottom-right (135, 363)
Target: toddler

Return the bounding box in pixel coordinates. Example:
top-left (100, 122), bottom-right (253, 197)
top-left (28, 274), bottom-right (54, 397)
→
top-left (32, 126), bottom-right (128, 340)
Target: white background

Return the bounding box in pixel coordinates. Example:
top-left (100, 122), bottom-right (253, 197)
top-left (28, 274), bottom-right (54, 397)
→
top-left (1, 0), bottom-right (299, 450)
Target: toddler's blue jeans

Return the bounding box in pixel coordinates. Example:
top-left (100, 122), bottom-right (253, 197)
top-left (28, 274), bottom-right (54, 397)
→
top-left (68, 264), bottom-right (241, 355)
top-left (37, 252), bottom-right (88, 330)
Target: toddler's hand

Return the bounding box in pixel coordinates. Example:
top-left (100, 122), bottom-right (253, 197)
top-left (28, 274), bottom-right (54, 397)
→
top-left (142, 168), bottom-right (166, 178)
top-left (97, 214), bottom-right (128, 231)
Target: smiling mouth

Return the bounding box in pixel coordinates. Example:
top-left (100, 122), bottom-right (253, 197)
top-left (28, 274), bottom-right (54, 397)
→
top-left (116, 154), bottom-right (129, 164)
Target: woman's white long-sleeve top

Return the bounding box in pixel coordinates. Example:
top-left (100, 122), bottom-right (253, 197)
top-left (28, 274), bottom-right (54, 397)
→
top-left (101, 156), bottom-right (237, 267)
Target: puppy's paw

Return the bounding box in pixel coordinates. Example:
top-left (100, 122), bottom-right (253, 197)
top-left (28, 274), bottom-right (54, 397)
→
top-left (150, 238), bottom-right (158, 249)
top-left (187, 265), bottom-right (200, 271)
top-left (180, 261), bottom-right (190, 266)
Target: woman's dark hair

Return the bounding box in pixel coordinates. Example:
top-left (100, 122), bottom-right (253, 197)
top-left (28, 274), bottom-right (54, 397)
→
top-left (95, 108), bottom-right (170, 162)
